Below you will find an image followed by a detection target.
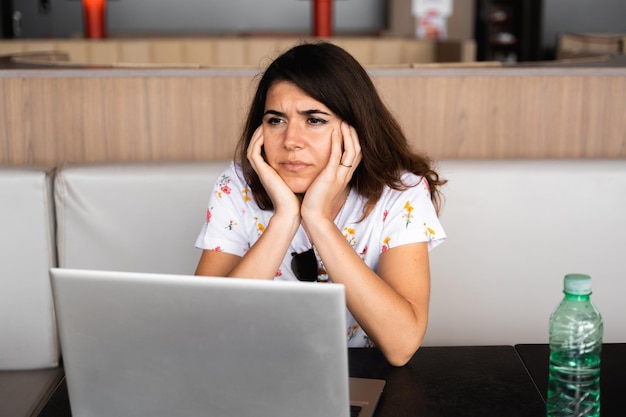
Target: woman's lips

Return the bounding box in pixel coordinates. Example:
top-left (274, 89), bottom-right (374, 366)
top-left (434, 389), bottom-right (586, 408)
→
top-left (281, 161), bottom-right (309, 172)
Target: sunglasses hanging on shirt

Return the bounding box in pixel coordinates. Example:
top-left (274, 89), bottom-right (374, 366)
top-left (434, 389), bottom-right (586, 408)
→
top-left (290, 247), bottom-right (329, 283)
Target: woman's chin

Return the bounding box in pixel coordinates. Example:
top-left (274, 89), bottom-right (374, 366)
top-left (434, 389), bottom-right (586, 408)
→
top-left (284, 180), bottom-right (311, 195)
top-left (289, 186), bottom-right (308, 195)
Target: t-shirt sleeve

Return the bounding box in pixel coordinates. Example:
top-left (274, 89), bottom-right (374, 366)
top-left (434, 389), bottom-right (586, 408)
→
top-left (194, 164), bottom-right (252, 257)
top-left (381, 176), bottom-right (446, 252)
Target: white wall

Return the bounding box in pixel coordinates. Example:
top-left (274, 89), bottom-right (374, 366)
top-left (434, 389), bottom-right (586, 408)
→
top-left (542, 0), bottom-right (626, 55)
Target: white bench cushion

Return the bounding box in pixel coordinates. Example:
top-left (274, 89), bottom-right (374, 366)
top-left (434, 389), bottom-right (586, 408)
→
top-left (0, 167), bottom-right (59, 370)
top-left (426, 160), bottom-right (626, 346)
top-left (54, 162), bottom-right (230, 274)
top-left (52, 159), bottom-right (626, 347)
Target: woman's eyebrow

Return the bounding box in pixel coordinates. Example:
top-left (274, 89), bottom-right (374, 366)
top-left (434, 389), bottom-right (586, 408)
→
top-left (263, 109), bottom-right (331, 117)
top-left (263, 110), bottom-right (285, 117)
top-left (299, 109), bottom-right (331, 116)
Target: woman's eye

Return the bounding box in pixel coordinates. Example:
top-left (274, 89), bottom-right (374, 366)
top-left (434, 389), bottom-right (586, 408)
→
top-left (308, 117), bottom-right (327, 126)
top-left (265, 117), bottom-right (283, 125)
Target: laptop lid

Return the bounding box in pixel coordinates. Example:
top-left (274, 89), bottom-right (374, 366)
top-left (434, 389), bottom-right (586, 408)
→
top-left (50, 268), bottom-right (382, 417)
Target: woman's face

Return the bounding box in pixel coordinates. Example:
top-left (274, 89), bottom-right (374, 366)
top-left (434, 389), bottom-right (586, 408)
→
top-left (261, 81), bottom-right (342, 194)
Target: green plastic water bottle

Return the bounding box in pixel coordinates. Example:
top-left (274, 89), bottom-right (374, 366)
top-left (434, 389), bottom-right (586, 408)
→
top-left (547, 274), bottom-right (603, 417)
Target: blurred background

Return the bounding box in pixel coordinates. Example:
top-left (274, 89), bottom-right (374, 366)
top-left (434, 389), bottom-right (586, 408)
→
top-left (1, 0), bottom-right (625, 61)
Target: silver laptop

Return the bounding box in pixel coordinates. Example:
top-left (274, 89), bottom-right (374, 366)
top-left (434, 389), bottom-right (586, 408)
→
top-left (50, 268), bottom-right (384, 417)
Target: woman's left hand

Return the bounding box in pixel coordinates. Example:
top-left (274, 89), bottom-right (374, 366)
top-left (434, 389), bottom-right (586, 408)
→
top-left (301, 122), bottom-right (362, 221)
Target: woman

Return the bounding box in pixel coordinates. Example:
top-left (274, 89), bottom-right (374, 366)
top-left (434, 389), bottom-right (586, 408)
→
top-left (195, 41), bottom-right (446, 366)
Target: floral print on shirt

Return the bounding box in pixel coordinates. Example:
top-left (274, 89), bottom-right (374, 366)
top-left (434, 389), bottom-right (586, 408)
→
top-left (242, 188), bottom-right (251, 202)
top-left (215, 174), bottom-right (232, 198)
top-left (424, 222), bottom-right (437, 242)
top-left (382, 237), bottom-right (391, 252)
top-left (253, 216), bottom-right (265, 236)
top-left (358, 245), bottom-right (368, 260)
top-left (343, 227), bottom-right (356, 246)
top-left (347, 324), bottom-right (360, 340)
top-left (348, 324), bottom-right (375, 347)
top-left (402, 201), bottom-right (414, 228)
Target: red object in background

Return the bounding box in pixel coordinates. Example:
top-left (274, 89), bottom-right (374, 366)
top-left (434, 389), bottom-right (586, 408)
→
top-left (82, 0), bottom-right (106, 38)
top-left (313, 0), bottom-right (333, 37)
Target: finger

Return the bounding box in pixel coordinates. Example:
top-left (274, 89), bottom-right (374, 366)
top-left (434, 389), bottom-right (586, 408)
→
top-left (338, 123), bottom-right (353, 167)
top-left (329, 128), bottom-right (344, 168)
top-left (339, 123), bottom-right (361, 169)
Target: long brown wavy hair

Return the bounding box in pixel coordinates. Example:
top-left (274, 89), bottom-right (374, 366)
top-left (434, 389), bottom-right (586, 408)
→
top-left (235, 41), bottom-right (445, 218)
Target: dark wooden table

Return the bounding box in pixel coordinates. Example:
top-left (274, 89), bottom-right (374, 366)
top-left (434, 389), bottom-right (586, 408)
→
top-left (515, 343), bottom-right (626, 417)
top-left (38, 345), bottom-right (545, 417)
top-left (349, 346), bottom-right (545, 417)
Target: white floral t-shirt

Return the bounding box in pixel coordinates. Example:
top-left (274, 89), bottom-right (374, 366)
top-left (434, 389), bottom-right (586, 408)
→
top-left (195, 162), bottom-right (446, 347)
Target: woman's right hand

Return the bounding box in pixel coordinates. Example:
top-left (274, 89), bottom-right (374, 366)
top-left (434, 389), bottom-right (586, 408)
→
top-left (246, 126), bottom-right (301, 219)
top-left (199, 126), bottom-right (302, 281)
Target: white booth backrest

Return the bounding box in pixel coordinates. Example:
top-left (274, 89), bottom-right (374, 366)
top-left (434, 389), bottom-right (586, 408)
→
top-left (54, 161), bottom-right (230, 276)
top-left (54, 160), bottom-right (626, 348)
top-left (2, 159), bottom-right (625, 370)
top-left (0, 167), bottom-right (58, 370)
top-left (426, 159), bottom-right (626, 346)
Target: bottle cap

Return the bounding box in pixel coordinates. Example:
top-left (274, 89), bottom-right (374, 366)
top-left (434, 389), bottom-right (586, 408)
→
top-left (563, 273), bottom-right (592, 295)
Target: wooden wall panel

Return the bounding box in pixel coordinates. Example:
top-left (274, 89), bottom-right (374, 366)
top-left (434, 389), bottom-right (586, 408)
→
top-left (374, 72), bottom-right (626, 159)
top-left (0, 74), bottom-right (255, 164)
top-left (1, 67), bottom-right (625, 166)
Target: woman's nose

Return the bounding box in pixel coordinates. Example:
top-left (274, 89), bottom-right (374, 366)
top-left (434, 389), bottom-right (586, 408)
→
top-left (283, 123), bottom-right (304, 149)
